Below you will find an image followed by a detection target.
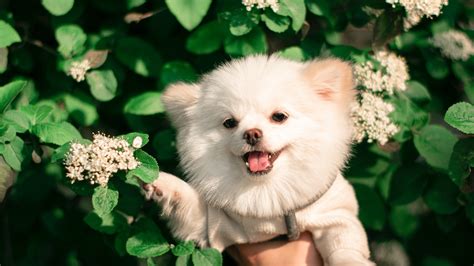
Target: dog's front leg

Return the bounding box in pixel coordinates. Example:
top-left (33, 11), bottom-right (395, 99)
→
top-left (143, 172), bottom-right (208, 247)
top-left (310, 213), bottom-right (374, 266)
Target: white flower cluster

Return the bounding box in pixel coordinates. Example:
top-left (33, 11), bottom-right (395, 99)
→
top-left (68, 59), bottom-right (91, 82)
top-left (354, 51), bottom-right (409, 95)
top-left (430, 30), bottom-right (474, 61)
top-left (386, 0), bottom-right (448, 29)
top-left (242, 0), bottom-right (279, 12)
top-left (351, 92), bottom-right (399, 145)
top-left (64, 134), bottom-right (140, 186)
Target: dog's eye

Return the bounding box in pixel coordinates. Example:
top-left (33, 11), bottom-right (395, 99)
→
top-left (223, 118), bottom-right (238, 129)
top-left (271, 112), bottom-right (288, 123)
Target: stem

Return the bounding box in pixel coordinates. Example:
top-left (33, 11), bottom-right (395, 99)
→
top-left (26, 39), bottom-right (59, 57)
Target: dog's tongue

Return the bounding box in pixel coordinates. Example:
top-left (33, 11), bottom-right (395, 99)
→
top-left (248, 151), bottom-right (270, 172)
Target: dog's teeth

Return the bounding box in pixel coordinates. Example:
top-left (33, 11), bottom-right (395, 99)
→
top-left (245, 162), bottom-right (249, 167)
top-left (269, 154), bottom-right (272, 159)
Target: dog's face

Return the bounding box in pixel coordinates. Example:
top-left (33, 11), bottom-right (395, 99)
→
top-left (162, 55), bottom-right (356, 217)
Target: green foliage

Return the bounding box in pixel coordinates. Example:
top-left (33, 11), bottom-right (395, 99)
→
top-left (0, 20), bottom-right (21, 48)
top-left (41, 0), bottom-right (74, 16)
top-left (92, 186), bottom-right (119, 216)
top-left (0, 0), bottom-right (473, 265)
top-left (165, 0), bottom-right (212, 31)
top-left (445, 102), bottom-right (474, 134)
top-left (127, 150), bottom-right (159, 183)
top-left (124, 92), bottom-right (165, 115)
top-left (86, 70), bottom-right (118, 102)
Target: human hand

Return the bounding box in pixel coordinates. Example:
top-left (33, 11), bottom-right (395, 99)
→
top-left (226, 231), bottom-right (323, 266)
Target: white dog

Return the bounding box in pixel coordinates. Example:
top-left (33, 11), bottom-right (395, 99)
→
top-left (143, 55), bottom-right (373, 265)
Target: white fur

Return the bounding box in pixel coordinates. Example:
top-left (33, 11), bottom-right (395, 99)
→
top-left (146, 55), bottom-right (373, 265)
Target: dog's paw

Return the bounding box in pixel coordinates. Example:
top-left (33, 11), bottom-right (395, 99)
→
top-left (141, 172), bottom-right (184, 204)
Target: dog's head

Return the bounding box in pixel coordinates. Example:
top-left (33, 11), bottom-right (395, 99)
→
top-left (162, 55), bottom-right (355, 217)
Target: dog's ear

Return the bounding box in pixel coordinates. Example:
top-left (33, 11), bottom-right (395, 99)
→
top-left (303, 58), bottom-right (356, 106)
top-left (162, 82), bottom-right (200, 128)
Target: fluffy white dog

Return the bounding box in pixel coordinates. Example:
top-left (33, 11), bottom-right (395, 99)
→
top-left (143, 55), bottom-right (373, 265)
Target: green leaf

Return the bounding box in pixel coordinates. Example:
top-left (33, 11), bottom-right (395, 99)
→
top-left (165, 0), bottom-right (212, 31)
top-left (84, 50), bottom-right (109, 69)
top-left (116, 37), bottom-right (162, 77)
top-left (414, 125), bottom-right (458, 171)
top-left (31, 122), bottom-right (82, 146)
top-left (92, 186), bottom-right (119, 217)
top-left (55, 24), bottom-right (87, 57)
top-left (126, 224), bottom-right (170, 258)
top-left (0, 80), bottom-right (27, 113)
top-left (444, 102), bottom-right (474, 134)
top-left (278, 46), bottom-right (306, 61)
top-left (0, 20), bottom-right (21, 48)
top-left (123, 92), bottom-right (165, 115)
top-left (0, 48), bottom-right (7, 74)
top-left (115, 230), bottom-right (130, 256)
top-left (390, 93), bottom-right (429, 142)
top-left (176, 255), bottom-right (192, 266)
top-left (224, 27), bottom-right (268, 56)
top-left (160, 61), bottom-right (197, 88)
top-left (305, 0), bottom-right (330, 17)
top-left (448, 138), bottom-right (474, 187)
top-left (353, 183), bottom-right (386, 230)
top-left (372, 9), bottom-right (404, 48)
top-left (389, 206), bottom-right (419, 238)
top-left (41, 0), bottom-right (74, 16)
top-left (172, 241), bottom-right (195, 257)
top-left (86, 70), bottom-right (117, 102)
top-left (0, 136), bottom-right (24, 171)
top-left (20, 105), bottom-right (54, 126)
top-left (63, 93), bottom-right (99, 126)
top-left (191, 248), bottom-right (222, 266)
top-left (388, 164), bottom-right (428, 205)
top-left (277, 0), bottom-right (306, 31)
top-left (405, 81), bottom-right (431, 105)
top-left (0, 125), bottom-right (15, 143)
top-left (120, 132), bottom-right (149, 149)
top-left (261, 10), bottom-right (290, 33)
top-left (186, 21), bottom-right (227, 55)
top-left (84, 211), bottom-right (127, 234)
top-left (423, 175), bottom-right (460, 215)
top-left (2, 110), bottom-right (30, 133)
top-left (127, 150), bottom-right (159, 183)
top-left (226, 9), bottom-right (259, 36)
top-left (426, 57), bottom-right (449, 80)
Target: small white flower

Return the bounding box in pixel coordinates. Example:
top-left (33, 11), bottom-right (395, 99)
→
top-left (351, 92), bottom-right (399, 145)
top-left (132, 136), bottom-right (143, 149)
top-left (354, 51), bottom-right (409, 95)
top-left (242, 0), bottom-right (279, 12)
top-left (68, 59), bottom-right (91, 82)
top-left (64, 133), bottom-right (140, 186)
top-left (430, 30), bottom-right (474, 61)
top-left (386, 0), bottom-right (449, 29)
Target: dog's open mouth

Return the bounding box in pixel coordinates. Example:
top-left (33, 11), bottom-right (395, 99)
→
top-left (242, 150), bottom-right (282, 175)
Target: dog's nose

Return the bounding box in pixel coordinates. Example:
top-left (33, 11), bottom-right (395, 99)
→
top-left (243, 128), bottom-right (262, 146)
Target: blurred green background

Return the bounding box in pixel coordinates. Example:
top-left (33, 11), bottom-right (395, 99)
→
top-left (0, 0), bottom-right (473, 265)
